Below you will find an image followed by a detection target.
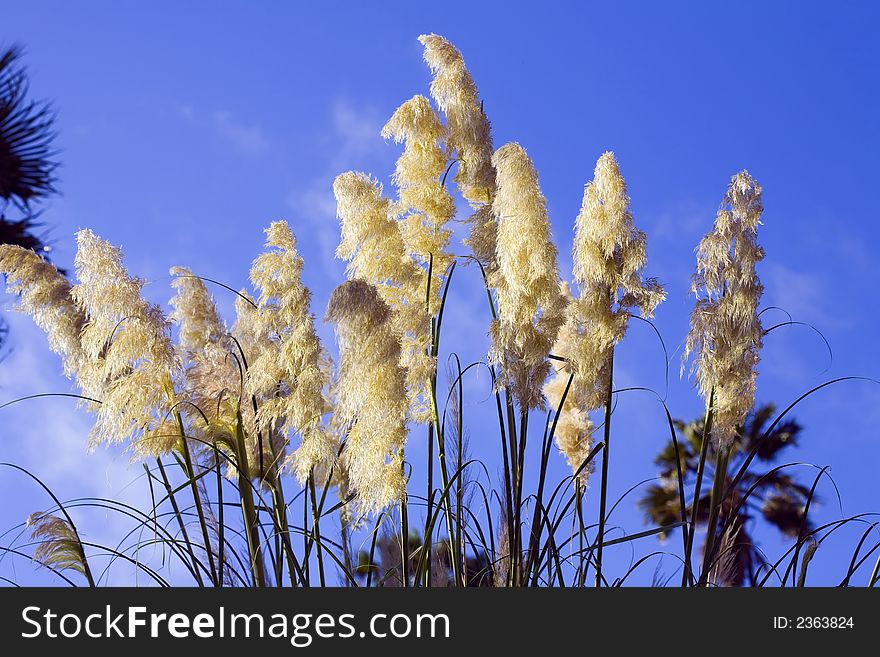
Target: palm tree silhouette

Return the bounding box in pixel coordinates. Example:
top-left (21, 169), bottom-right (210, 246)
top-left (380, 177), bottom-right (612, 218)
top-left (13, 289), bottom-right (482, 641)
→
top-left (1, 44), bottom-right (58, 250)
top-left (1, 45), bottom-right (58, 216)
top-left (1, 44), bottom-right (60, 349)
top-left (639, 404), bottom-right (813, 586)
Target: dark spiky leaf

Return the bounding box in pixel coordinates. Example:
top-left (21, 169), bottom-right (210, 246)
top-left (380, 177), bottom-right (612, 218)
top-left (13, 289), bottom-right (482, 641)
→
top-left (743, 470), bottom-right (812, 501)
top-left (742, 403), bottom-right (776, 443)
top-left (637, 482), bottom-right (681, 537)
top-left (653, 438), bottom-right (692, 475)
top-left (750, 419), bottom-right (802, 461)
top-left (0, 46), bottom-right (58, 212)
top-left (761, 492), bottom-right (811, 538)
top-left (0, 214), bottom-right (50, 250)
top-left (679, 419), bottom-right (705, 454)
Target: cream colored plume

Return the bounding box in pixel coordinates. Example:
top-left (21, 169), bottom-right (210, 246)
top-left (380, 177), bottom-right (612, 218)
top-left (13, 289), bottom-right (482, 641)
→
top-left (382, 94), bottom-right (456, 422)
top-left (169, 266), bottom-right (224, 352)
top-left (168, 266), bottom-right (246, 468)
top-left (382, 94), bottom-right (454, 285)
top-left (226, 290), bottom-right (279, 477)
top-left (567, 152), bottom-right (665, 411)
top-left (326, 279), bottom-right (407, 515)
top-left (419, 33), bottom-right (494, 203)
top-left (333, 171), bottom-right (419, 307)
top-left (0, 245), bottom-right (85, 376)
top-left (418, 33), bottom-right (498, 271)
top-left (26, 512), bottom-right (90, 578)
top-left (490, 142), bottom-right (566, 408)
top-left (333, 170), bottom-right (435, 422)
top-left (543, 285), bottom-right (594, 484)
top-left (70, 230), bottom-right (180, 456)
top-left (248, 221), bottom-right (334, 482)
top-left (685, 171), bottom-right (764, 448)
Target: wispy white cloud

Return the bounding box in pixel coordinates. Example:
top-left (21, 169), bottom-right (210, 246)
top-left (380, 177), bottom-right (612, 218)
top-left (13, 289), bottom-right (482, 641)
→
top-left (649, 200), bottom-right (711, 243)
top-left (762, 262), bottom-right (849, 329)
top-left (212, 110), bottom-right (270, 157)
top-left (172, 102), bottom-right (271, 157)
top-left (283, 98), bottom-right (389, 278)
top-left (284, 185), bottom-right (343, 280)
top-left (330, 100), bottom-right (385, 162)
top-left (0, 312), bottom-right (162, 584)
top-left (830, 234), bottom-right (872, 273)
top-left (176, 102), bottom-right (196, 121)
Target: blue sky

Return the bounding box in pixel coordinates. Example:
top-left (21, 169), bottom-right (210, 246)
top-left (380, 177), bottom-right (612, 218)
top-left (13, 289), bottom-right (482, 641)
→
top-left (2, 1), bottom-right (879, 585)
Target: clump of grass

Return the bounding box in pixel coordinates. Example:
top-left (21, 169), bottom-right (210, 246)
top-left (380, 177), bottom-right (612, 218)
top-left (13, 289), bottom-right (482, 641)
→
top-left (0, 33), bottom-right (877, 588)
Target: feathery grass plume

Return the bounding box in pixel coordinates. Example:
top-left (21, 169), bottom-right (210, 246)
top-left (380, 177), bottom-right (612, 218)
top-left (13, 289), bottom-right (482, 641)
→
top-left (333, 170), bottom-right (432, 421)
top-left (326, 279), bottom-right (407, 515)
top-left (568, 152), bottom-right (665, 409)
top-left (231, 289), bottom-right (266, 367)
top-left (168, 266), bottom-right (243, 460)
top-left (489, 142), bottom-right (566, 408)
top-left (181, 338), bottom-right (243, 455)
top-left (26, 512), bottom-right (89, 578)
top-left (0, 244), bottom-right (85, 375)
top-left (381, 95), bottom-right (454, 297)
top-left (419, 33), bottom-right (498, 270)
top-left (543, 285), bottom-right (593, 484)
top-left (169, 266), bottom-right (224, 352)
top-left (382, 95), bottom-right (455, 421)
top-left (685, 171), bottom-right (764, 448)
top-left (224, 290), bottom-right (273, 475)
top-left (70, 229), bottom-right (179, 456)
top-left (418, 33), bottom-right (494, 201)
top-left (248, 221), bottom-right (334, 482)
top-left (333, 171), bottom-right (419, 307)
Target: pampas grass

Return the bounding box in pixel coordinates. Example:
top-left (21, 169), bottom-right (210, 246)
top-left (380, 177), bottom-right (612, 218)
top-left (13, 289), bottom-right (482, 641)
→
top-left (1, 34), bottom-right (877, 588)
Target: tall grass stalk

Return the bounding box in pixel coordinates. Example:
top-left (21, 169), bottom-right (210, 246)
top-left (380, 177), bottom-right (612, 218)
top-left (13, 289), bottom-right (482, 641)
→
top-left (594, 351), bottom-right (614, 587)
top-left (155, 459), bottom-right (204, 586)
top-left (307, 474), bottom-right (326, 586)
top-left (682, 388), bottom-right (715, 586)
top-left (700, 445), bottom-right (730, 585)
top-left (175, 411), bottom-right (218, 586)
top-left (233, 413), bottom-right (266, 587)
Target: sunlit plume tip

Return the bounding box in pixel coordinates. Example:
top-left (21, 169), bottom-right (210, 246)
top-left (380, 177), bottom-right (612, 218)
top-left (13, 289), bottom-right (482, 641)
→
top-left (70, 229), bottom-right (180, 456)
top-left (489, 142), bottom-right (566, 409)
top-left (566, 151), bottom-right (666, 413)
top-left (0, 244), bottom-right (85, 376)
top-left (418, 33), bottom-right (498, 272)
top-left (382, 94), bottom-right (455, 422)
top-left (685, 171), bottom-right (764, 448)
top-left (248, 220), bottom-right (333, 482)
